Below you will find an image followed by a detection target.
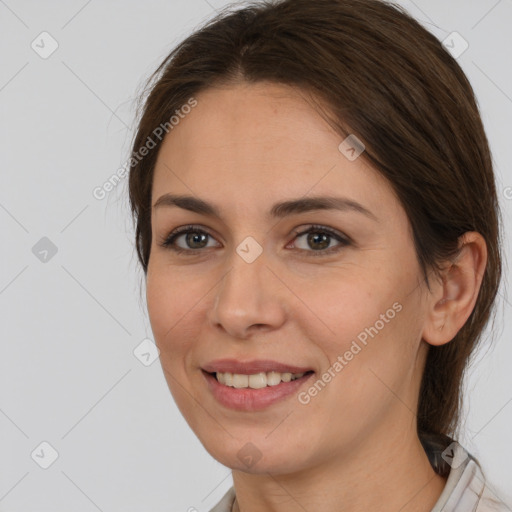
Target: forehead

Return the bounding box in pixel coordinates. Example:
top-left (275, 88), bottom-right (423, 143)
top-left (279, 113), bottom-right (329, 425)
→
top-left (159, 82), bottom-right (337, 165)
top-left (152, 82), bottom-right (397, 217)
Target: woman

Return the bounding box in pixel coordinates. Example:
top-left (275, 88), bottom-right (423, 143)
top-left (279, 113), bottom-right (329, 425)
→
top-left (128, 0), bottom-right (510, 510)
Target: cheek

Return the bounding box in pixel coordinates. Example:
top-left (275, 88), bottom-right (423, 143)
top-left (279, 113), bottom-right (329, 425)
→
top-left (300, 263), bottom-right (422, 397)
top-left (146, 268), bottom-right (193, 359)
top-left (308, 277), bottom-right (424, 415)
top-left (296, 269), bottom-right (401, 352)
top-left (146, 270), bottom-right (198, 408)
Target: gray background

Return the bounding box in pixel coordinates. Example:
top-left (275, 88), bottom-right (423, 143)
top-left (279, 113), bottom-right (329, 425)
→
top-left (1, 0), bottom-right (511, 510)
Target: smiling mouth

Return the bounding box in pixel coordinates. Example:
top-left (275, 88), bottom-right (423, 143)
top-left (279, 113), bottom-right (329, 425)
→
top-left (207, 370), bottom-right (315, 389)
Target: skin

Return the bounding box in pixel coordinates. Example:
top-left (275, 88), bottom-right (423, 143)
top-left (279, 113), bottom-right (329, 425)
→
top-left (145, 81), bottom-right (487, 512)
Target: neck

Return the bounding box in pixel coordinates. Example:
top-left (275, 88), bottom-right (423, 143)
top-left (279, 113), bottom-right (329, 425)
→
top-left (231, 425), bottom-right (447, 512)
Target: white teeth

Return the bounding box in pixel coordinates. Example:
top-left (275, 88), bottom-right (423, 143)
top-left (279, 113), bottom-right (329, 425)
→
top-left (266, 371), bottom-right (282, 386)
top-left (248, 373), bottom-right (267, 389)
top-left (232, 374), bottom-right (249, 388)
top-left (215, 371), bottom-right (307, 388)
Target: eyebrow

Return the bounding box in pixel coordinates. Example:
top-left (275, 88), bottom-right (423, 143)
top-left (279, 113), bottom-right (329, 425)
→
top-left (152, 194), bottom-right (378, 221)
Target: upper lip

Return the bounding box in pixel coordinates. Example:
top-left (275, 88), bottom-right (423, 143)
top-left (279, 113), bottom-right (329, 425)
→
top-left (202, 359), bottom-right (314, 375)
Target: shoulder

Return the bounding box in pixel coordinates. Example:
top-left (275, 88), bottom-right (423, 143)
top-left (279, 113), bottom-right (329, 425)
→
top-left (208, 487), bottom-right (236, 512)
top-left (475, 483), bottom-right (512, 512)
top-left (457, 449), bottom-right (512, 512)
top-left (425, 439), bottom-right (512, 512)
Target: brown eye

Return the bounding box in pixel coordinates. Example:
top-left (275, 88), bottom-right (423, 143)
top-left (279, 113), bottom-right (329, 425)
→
top-left (160, 225), bottom-right (220, 254)
top-left (180, 231), bottom-right (209, 249)
top-left (291, 225), bottom-right (351, 256)
top-left (159, 224), bottom-right (350, 257)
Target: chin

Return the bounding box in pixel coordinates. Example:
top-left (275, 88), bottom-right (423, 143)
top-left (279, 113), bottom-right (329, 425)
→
top-left (198, 433), bottom-right (311, 475)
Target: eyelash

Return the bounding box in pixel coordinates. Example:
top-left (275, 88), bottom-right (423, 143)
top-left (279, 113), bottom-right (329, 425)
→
top-left (158, 224), bottom-right (351, 257)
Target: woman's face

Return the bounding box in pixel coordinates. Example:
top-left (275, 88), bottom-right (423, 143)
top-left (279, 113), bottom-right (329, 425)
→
top-left (146, 82), bottom-right (433, 474)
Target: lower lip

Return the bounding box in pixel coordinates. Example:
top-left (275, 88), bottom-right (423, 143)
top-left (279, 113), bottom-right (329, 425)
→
top-left (202, 370), bottom-right (314, 412)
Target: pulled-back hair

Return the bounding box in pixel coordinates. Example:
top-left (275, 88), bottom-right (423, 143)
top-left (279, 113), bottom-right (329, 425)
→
top-left (128, 0), bottom-right (502, 458)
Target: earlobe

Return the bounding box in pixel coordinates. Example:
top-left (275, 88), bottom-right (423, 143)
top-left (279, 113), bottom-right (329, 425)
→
top-left (422, 232), bottom-right (487, 347)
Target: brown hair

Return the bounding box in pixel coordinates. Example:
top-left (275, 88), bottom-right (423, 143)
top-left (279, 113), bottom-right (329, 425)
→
top-left (128, 0), bottom-right (502, 461)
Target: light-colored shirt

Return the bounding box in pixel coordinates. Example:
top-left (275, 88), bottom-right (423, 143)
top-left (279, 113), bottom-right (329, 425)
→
top-left (209, 443), bottom-right (511, 511)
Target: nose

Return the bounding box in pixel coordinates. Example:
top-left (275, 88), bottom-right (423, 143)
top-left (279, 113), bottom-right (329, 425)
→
top-left (207, 247), bottom-right (287, 339)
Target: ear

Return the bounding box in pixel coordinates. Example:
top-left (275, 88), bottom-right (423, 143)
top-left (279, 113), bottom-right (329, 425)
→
top-left (422, 232), bottom-right (487, 347)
